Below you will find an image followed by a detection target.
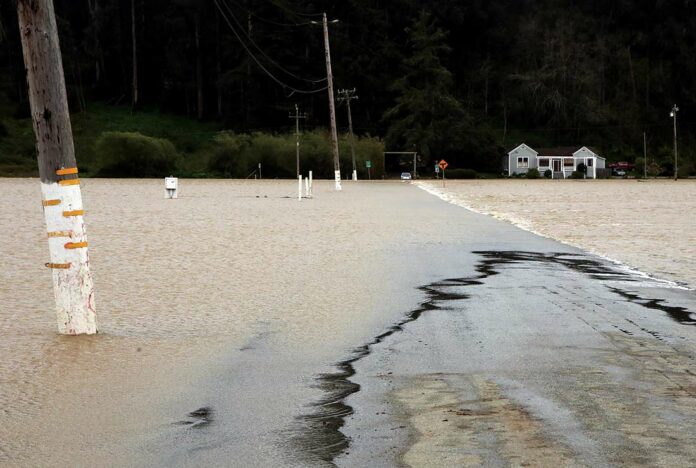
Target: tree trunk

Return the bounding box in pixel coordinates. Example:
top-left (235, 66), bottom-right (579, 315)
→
top-left (645, 53), bottom-right (651, 109)
top-left (131, 0), bottom-right (138, 108)
top-left (484, 76), bottom-right (489, 117)
top-left (17, 0), bottom-right (98, 335)
top-left (215, 9), bottom-right (223, 118)
top-left (195, 13), bottom-right (203, 120)
top-left (86, 0), bottom-right (103, 84)
top-left (502, 95), bottom-right (508, 144)
top-left (627, 46), bottom-right (637, 104)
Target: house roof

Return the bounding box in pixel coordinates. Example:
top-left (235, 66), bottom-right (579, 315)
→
top-left (536, 147), bottom-right (581, 157)
top-left (507, 143), bottom-right (537, 154)
top-left (508, 143), bottom-right (605, 159)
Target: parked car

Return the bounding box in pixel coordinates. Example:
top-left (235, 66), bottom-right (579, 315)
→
top-left (400, 172), bottom-right (412, 180)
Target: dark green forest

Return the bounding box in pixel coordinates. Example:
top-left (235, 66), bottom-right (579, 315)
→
top-left (1, 0), bottom-right (696, 177)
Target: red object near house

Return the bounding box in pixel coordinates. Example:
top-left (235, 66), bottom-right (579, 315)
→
top-left (608, 161), bottom-right (635, 169)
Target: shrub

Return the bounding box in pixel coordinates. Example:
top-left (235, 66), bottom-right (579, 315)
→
top-left (569, 170), bottom-right (585, 179)
top-left (678, 161), bottom-right (695, 178)
top-left (526, 168), bottom-right (540, 179)
top-left (95, 131), bottom-right (179, 177)
top-left (544, 169), bottom-right (552, 178)
top-left (205, 130), bottom-right (385, 178)
top-left (206, 132), bottom-right (251, 177)
top-left (577, 162), bottom-right (587, 175)
top-left (446, 168), bottom-right (479, 179)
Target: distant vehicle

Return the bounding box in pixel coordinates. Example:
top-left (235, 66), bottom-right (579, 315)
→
top-left (609, 161), bottom-right (633, 177)
top-left (400, 172), bottom-right (412, 180)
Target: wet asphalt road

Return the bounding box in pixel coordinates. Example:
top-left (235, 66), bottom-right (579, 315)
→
top-left (328, 212), bottom-right (696, 464)
top-left (129, 182), bottom-right (695, 467)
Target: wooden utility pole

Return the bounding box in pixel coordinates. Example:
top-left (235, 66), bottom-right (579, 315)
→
top-left (289, 104), bottom-right (307, 177)
top-left (671, 104), bottom-right (679, 180)
top-left (17, 0), bottom-right (98, 335)
top-left (319, 13), bottom-right (341, 190)
top-left (338, 88), bottom-right (359, 181)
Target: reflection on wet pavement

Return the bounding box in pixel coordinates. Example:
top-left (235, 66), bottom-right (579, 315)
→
top-left (300, 250), bottom-right (695, 463)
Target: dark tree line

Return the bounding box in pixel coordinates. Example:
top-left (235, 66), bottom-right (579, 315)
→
top-left (1, 0), bottom-right (696, 173)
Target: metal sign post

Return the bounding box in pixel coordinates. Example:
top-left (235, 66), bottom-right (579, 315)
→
top-left (439, 160), bottom-right (448, 188)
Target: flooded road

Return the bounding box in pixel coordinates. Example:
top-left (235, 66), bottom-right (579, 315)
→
top-left (337, 248), bottom-right (696, 466)
top-left (1, 178), bottom-right (695, 466)
top-left (0, 179), bottom-right (481, 465)
top-left (419, 179), bottom-right (696, 288)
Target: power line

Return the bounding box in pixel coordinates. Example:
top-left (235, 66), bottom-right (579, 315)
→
top-left (218, 0), bottom-right (325, 84)
top-left (222, 0), bottom-right (314, 27)
top-left (267, 0), bottom-right (324, 19)
top-left (213, 0), bottom-right (327, 96)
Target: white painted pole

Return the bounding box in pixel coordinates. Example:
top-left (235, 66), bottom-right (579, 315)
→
top-left (42, 180), bottom-right (97, 334)
top-left (309, 171), bottom-right (313, 198)
top-left (352, 169), bottom-right (357, 181)
top-left (298, 175), bottom-right (302, 201)
top-left (304, 176), bottom-right (309, 198)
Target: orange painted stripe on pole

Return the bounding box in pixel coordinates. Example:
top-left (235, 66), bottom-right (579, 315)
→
top-left (64, 241), bottom-right (88, 249)
top-left (48, 231), bottom-right (72, 238)
top-left (45, 262), bottom-right (71, 269)
top-left (62, 209), bottom-right (84, 217)
top-left (58, 179), bottom-right (80, 186)
top-left (56, 167), bottom-right (78, 176)
top-left (42, 199), bottom-right (61, 207)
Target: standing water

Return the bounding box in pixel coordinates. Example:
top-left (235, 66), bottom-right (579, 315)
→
top-left (420, 179), bottom-right (696, 288)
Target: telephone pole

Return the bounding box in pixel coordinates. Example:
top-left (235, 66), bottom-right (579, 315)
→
top-left (289, 104), bottom-right (307, 177)
top-left (338, 88), bottom-right (359, 181)
top-left (17, 0), bottom-right (98, 334)
top-left (313, 13), bottom-right (341, 190)
top-left (670, 104), bottom-right (679, 181)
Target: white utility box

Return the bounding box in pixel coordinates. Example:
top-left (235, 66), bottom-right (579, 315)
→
top-left (164, 176), bottom-right (178, 199)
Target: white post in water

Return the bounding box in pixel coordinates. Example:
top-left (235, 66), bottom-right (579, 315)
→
top-left (17, 0), bottom-right (97, 334)
top-left (298, 175), bottom-right (302, 201)
top-left (164, 176), bottom-right (178, 199)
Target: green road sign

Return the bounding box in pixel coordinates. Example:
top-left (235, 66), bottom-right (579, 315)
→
top-left (365, 161), bottom-right (372, 168)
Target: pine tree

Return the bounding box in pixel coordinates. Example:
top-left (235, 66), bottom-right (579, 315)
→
top-left (383, 11), bottom-right (466, 161)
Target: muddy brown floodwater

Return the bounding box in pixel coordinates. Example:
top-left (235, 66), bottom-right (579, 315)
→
top-left (419, 179), bottom-right (696, 288)
top-left (0, 179), bottom-right (441, 466)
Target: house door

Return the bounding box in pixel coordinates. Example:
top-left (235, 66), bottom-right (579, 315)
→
top-left (553, 159), bottom-right (561, 172)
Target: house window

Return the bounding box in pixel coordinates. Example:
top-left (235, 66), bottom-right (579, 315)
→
top-left (538, 158), bottom-right (549, 167)
top-left (517, 157), bottom-right (529, 168)
top-left (564, 158), bottom-right (574, 167)
top-left (587, 159), bottom-right (593, 167)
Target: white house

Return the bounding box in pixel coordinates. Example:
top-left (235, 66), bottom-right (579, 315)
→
top-left (507, 144), bottom-right (606, 179)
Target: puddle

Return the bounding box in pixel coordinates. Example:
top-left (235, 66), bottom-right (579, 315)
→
top-left (175, 407), bottom-right (213, 428)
